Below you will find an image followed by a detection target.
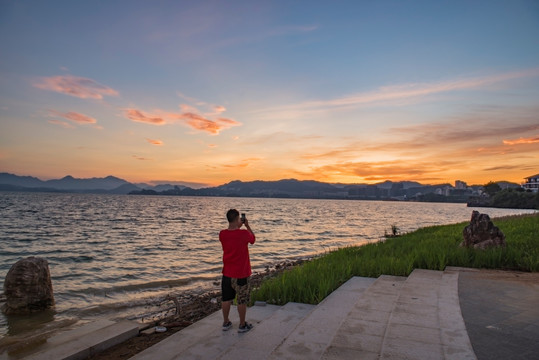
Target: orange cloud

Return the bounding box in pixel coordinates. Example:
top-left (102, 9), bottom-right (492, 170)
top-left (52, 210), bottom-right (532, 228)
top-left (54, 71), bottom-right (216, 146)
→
top-left (124, 109), bottom-right (166, 125)
top-left (380, 118), bottom-right (539, 154)
top-left (179, 104), bottom-right (200, 113)
top-left (291, 158), bottom-right (463, 184)
top-left (146, 138), bottom-right (163, 145)
top-left (301, 147), bottom-right (360, 161)
top-left (503, 136), bottom-right (539, 145)
top-left (132, 155), bottom-right (152, 161)
top-left (34, 75), bottom-right (118, 99)
top-left (222, 158), bottom-right (263, 169)
top-left (274, 111), bottom-right (539, 184)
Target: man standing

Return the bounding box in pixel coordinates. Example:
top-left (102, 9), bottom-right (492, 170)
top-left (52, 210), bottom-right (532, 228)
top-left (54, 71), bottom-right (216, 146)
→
top-left (220, 209), bottom-right (256, 333)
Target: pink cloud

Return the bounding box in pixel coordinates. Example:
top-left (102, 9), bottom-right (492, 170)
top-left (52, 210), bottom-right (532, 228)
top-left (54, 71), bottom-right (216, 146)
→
top-left (48, 110), bottom-right (99, 129)
top-left (177, 112), bottom-right (240, 135)
top-left (124, 109), bottom-right (166, 125)
top-left (49, 110), bottom-right (97, 124)
top-left (34, 75), bottom-right (119, 99)
top-left (180, 104), bottom-right (200, 113)
top-left (146, 138), bottom-right (164, 145)
top-left (124, 107), bottom-right (241, 135)
top-left (48, 119), bottom-right (75, 129)
top-left (214, 105), bottom-right (226, 113)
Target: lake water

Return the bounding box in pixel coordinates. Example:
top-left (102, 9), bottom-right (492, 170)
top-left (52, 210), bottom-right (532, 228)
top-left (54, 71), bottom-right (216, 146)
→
top-left (0, 192), bottom-right (535, 340)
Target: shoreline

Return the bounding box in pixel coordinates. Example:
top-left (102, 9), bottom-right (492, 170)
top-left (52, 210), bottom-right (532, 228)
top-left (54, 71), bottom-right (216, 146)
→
top-left (0, 258), bottom-right (310, 359)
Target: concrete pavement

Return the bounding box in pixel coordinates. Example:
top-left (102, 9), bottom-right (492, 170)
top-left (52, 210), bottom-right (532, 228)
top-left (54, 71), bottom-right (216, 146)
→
top-left (458, 268), bottom-right (539, 360)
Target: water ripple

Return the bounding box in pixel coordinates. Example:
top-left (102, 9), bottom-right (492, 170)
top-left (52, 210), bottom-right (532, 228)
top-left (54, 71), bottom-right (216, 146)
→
top-left (0, 192), bottom-right (535, 338)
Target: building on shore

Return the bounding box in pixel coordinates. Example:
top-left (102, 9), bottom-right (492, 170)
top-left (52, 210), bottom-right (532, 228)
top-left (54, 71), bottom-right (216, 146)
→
top-left (455, 180), bottom-right (467, 190)
top-left (522, 174), bottom-right (539, 192)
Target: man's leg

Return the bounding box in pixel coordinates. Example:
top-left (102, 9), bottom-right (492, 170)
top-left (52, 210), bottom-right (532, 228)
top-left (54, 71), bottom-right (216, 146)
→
top-left (237, 303), bottom-right (246, 326)
top-left (222, 300), bottom-right (232, 323)
top-left (234, 277), bottom-right (251, 328)
top-left (221, 276), bottom-right (234, 329)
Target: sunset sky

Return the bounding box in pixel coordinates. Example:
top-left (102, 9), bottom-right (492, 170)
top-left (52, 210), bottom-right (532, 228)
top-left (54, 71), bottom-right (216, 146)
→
top-left (1, 1), bottom-right (538, 187)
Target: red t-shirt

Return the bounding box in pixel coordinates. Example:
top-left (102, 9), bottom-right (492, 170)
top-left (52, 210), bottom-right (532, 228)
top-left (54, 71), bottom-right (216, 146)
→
top-left (219, 229), bottom-right (255, 278)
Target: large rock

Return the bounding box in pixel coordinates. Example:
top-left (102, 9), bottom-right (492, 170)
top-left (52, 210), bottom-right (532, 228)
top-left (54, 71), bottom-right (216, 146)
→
top-left (2, 257), bottom-right (55, 314)
top-left (461, 211), bottom-right (506, 249)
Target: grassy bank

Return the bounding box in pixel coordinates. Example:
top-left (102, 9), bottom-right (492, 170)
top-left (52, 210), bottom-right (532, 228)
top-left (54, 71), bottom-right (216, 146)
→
top-left (251, 213), bottom-right (539, 305)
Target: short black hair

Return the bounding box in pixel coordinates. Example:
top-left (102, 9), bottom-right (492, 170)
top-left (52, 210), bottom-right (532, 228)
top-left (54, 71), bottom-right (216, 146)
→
top-left (226, 209), bottom-right (239, 223)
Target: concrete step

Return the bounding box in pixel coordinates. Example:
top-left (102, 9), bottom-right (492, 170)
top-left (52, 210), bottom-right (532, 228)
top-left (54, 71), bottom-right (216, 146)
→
top-left (322, 275), bottom-right (407, 359)
top-left (379, 269), bottom-right (446, 360)
top-left (438, 269), bottom-right (476, 359)
top-left (129, 303), bottom-right (281, 360)
top-left (321, 268), bottom-right (476, 360)
top-left (128, 268), bottom-right (476, 360)
top-left (217, 302), bottom-right (316, 359)
top-left (378, 269), bottom-right (475, 360)
top-left (268, 276), bottom-right (380, 359)
top-left (25, 319), bottom-right (139, 360)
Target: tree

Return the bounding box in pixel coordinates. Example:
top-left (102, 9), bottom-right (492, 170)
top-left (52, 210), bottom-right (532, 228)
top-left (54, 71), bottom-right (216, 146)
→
top-left (483, 181), bottom-right (502, 197)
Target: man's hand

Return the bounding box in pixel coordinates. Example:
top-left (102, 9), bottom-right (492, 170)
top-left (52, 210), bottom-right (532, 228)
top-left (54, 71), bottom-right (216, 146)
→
top-left (243, 218), bottom-right (254, 235)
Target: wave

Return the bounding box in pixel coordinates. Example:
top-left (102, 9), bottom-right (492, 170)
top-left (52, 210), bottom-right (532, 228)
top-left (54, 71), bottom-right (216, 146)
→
top-left (67, 277), bottom-right (196, 296)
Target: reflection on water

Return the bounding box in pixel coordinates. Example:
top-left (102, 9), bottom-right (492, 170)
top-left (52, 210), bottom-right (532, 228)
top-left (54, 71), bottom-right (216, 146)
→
top-left (4, 309), bottom-right (56, 336)
top-left (0, 192), bottom-right (535, 339)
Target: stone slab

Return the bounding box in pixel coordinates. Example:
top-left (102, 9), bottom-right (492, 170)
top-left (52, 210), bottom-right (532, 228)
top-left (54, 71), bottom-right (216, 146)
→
top-left (321, 275), bottom-right (406, 358)
top-left (130, 304), bottom-right (280, 360)
top-left (218, 302), bottom-right (315, 359)
top-left (25, 320), bottom-right (139, 360)
top-left (269, 276), bottom-right (376, 359)
top-left (378, 268), bottom-right (476, 360)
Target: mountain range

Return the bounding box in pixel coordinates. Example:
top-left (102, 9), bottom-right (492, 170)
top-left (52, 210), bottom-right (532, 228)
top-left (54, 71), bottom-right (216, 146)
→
top-left (0, 173), bottom-right (182, 194)
top-left (1, 172), bottom-right (517, 201)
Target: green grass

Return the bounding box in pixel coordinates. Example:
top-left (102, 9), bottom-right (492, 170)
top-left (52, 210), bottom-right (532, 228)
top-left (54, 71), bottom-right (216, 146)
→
top-left (251, 213), bottom-right (539, 305)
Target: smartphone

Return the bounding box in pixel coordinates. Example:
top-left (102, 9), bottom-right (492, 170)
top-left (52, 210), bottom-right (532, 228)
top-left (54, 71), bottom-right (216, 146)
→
top-left (241, 213), bottom-right (246, 223)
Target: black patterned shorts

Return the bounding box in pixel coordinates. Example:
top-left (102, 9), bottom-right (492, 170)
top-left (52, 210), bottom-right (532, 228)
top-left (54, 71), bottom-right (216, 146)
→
top-left (222, 276), bottom-right (250, 305)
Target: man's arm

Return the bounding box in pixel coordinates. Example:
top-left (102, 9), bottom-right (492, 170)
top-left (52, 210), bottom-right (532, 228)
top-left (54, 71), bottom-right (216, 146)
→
top-left (243, 218), bottom-right (255, 243)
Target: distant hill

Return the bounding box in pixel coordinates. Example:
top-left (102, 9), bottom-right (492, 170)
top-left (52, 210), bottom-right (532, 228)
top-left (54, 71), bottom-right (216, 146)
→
top-left (107, 183), bottom-right (142, 194)
top-left (0, 173), bottom-right (45, 188)
top-left (215, 179), bottom-right (339, 197)
top-left (131, 178), bottom-right (490, 202)
top-left (42, 175), bottom-right (129, 190)
top-left (0, 172), bottom-right (523, 201)
top-left (0, 173), bottom-right (193, 194)
top-left (374, 180), bottom-right (423, 189)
